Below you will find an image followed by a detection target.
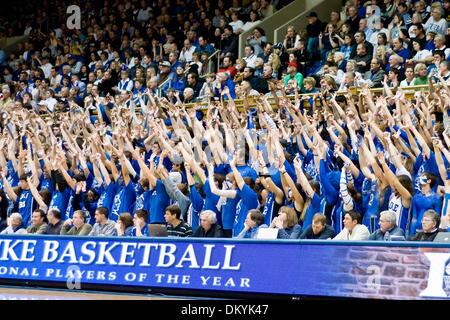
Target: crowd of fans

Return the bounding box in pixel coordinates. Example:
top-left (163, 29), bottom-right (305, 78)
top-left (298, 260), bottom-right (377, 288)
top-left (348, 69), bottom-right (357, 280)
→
top-left (0, 0), bottom-right (449, 242)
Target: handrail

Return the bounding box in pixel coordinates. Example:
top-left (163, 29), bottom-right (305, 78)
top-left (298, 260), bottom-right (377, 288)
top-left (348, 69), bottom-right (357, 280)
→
top-left (40, 83), bottom-right (441, 119)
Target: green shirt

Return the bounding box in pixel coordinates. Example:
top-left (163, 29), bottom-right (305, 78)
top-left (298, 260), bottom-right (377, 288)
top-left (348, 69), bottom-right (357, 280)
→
top-left (26, 223), bottom-right (47, 234)
top-left (284, 72), bottom-right (304, 92)
top-left (60, 223), bottom-right (93, 236)
top-left (413, 76), bottom-right (428, 86)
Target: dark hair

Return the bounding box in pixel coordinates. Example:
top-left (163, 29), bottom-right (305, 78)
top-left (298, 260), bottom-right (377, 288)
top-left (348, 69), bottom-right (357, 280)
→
top-left (33, 209), bottom-right (46, 219)
top-left (254, 27), bottom-right (265, 36)
top-left (422, 171), bottom-right (438, 188)
top-left (248, 209), bottom-right (265, 225)
top-left (397, 175), bottom-right (414, 196)
top-left (96, 206), bottom-right (109, 219)
top-left (165, 204), bottom-right (181, 219)
top-left (346, 210), bottom-right (362, 224)
top-left (134, 209), bottom-right (149, 222)
top-left (48, 208), bottom-right (61, 220)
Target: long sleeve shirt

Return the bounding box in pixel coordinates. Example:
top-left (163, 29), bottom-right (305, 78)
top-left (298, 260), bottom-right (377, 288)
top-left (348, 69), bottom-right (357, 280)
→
top-left (88, 220), bottom-right (116, 236)
top-left (332, 224), bottom-right (370, 241)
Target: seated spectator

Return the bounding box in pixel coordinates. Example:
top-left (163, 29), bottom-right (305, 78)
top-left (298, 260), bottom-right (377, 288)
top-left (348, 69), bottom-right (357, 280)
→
top-left (235, 209), bottom-right (268, 239)
top-left (300, 213), bottom-right (336, 239)
top-left (246, 27), bottom-right (267, 58)
top-left (179, 39), bottom-right (196, 64)
top-left (218, 56), bottom-right (238, 80)
top-left (238, 79), bottom-right (260, 97)
top-left (0, 212), bottom-right (27, 235)
top-left (241, 10), bottom-right (261, 32)
top-left (432, 34), bottom-right (450, 59)
top-left (26, 209), bottom-right (48, 234)
top-left (198, 73), bottom-right (216, 101)
top-left (60, 210), bottom-right (93, 236)
top-left (332, 210), bottom-right (370, 241)
top-left (229, 12), bottom-right (244, 34)
top-left (439, 61), bottom-right (450, 81)
top-left (387, 54), bottom-right (406, 82)
top-left (132, 209), bottom-right (149, 237)
top-left (42, 208), bottom-right (63, 235)
top-left (413, 63), bottom-right (429, 85)
top-left (183, 73), bottom-right (202, 100)
top-left (89, 206), bottom-right (116, 237)
top-left (165, 204), bottom-right (193, 237)
top-left (113, 212), bottom-right (135, 236)
top-left (399, 65), bottom-right (415, 87)
top-left (284, 62), bottom-right (304, 92)
top-left (269, 206), bottom-right (302, 239)
top-left (386, 37), bottom-right (410, 70)
top-left (243, 45), bottom-right (257, 69)
top-left (408, 210), bottom-right (441, 241)
top-left (424, 5), bottom-right (447, 36)
top-left (169, 66), bottom-right (186, 94)
top-left (192, 210), bottom-right (224, 238)
top-left (369, 210), bottom-right (406, 241)
top-left (214, 71), bottom-right (236, 99)
top-left (363, 58), bottom-right (385, 88)
top-left (195, 36), bottom-right (215, 56)
top-left (406, 38), bottom-right (432, 65)
top-left (354, 43), bottom-right (372, 73)
top-left (303, 77), bottom-right (319, 94)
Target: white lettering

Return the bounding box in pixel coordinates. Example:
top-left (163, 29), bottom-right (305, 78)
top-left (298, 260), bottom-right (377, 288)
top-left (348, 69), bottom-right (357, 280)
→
top-left (42, 241), bottom-right (60, 263)
top-left (420, 252), bottom-right (450, 298)
top-left (20, 240), bottom-right (36, 262)
top-left (222, 245), bottom-right (241, 270)
top-left (175, 244), bottom-right (200, 268)
top-left (156, 244), bottom-right (176, 267)
top-left (79, 241), bottom-right (97, 264)
top-left (57, 242), bottom-right (78, 264)
top-left (137, 243), bottom-right (158, 266)
top-left (118, 242), bottom-right (137, 266)
top-left (202, 245), bottom-right (220, 269)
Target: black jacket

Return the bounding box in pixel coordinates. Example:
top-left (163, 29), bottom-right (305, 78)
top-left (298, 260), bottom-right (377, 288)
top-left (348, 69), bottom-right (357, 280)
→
top-left (192, 223), bottom-right (224, 238)
top-left (299, 224), bottom-right (336, 239)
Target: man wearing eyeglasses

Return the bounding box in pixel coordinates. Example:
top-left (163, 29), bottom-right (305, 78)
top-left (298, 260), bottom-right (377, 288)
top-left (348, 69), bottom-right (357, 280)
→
top-left (407, 209), bottom-right (441, 241)
top-left (369, 210), bottom-right (405, 241)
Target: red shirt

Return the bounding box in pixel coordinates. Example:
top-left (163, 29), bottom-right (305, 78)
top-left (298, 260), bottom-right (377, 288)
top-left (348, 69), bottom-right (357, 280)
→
top-left (217, 66), bottom-right (237, 80)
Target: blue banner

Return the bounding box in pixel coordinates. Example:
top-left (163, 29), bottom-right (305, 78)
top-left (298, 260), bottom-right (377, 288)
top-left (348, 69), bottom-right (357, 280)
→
top-left (0, 235), bottom-right (449, 299)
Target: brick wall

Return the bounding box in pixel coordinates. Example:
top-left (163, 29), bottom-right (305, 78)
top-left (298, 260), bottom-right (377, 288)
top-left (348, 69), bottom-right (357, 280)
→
top-left (334, 246), bottom-right (450, 299)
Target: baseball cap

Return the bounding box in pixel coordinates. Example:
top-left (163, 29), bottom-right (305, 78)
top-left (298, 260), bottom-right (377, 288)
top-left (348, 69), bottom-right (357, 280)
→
top-left (307, 12), bottom-right (318, 18)
top-left (160, 61), bottom-right (171, 67)
top-left (68, 54), bottom-right (76, 60)
top-left (273, 42), bottom-right (283, 49)
top-left (287, 62), bottom-right (298, 69)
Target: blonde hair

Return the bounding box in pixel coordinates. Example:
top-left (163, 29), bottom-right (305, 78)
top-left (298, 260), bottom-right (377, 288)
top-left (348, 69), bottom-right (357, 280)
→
top-left (269, 53), bottom-right (281, 72)
top-left (304, 76), bottom-right (316, 87)
top-left (414, 62), bottom-right (427, 74)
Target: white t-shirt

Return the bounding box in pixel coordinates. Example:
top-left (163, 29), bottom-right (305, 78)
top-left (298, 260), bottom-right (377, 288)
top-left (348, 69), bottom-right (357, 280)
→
top-left (229, 20), bottom-right (244, 34)
top-left (412, 49), bottom-right (432, 62)
top-left (424, 17), bottom-right (447, 36)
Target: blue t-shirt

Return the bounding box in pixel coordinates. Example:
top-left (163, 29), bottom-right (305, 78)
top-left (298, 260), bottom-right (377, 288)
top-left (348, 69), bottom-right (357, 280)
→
top-left (18, 189), bottom-right (34, 226)
top-left (147, 180), bottom-right (170, 224)
top-left (232, 184), bottom-right (259, 236)
top-left (97, 182), bottom-right (119, 214)
top-left (221, 189), bottom-right (241, 230)
top-left (49, 187), bottom-right (71, 219)
top-left (110, 182), bottom-right (136, 222)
